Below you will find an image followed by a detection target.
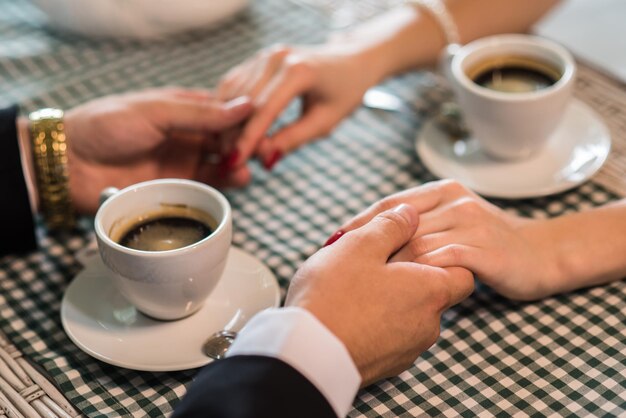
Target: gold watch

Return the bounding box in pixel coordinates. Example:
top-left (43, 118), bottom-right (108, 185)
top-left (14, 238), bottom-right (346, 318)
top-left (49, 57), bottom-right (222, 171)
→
top-left (29, 108), bottom-right (75, 230)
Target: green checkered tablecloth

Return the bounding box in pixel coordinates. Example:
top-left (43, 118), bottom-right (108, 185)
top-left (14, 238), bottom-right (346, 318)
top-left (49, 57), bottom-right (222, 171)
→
top-left (1, 0), bottom-right (625, 417)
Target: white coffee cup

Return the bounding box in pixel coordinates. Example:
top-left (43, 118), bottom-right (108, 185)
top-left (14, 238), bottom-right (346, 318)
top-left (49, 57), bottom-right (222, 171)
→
top-left (95, 179), bottom-right (232, 321)
top-left (444, 34), bottom-right (576, 160)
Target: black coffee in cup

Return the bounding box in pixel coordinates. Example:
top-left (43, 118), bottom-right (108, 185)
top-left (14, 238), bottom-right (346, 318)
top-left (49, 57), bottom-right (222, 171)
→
top-left (467, 55), bottom-right (562, 93)
top-left (112, 205), bottom-right (217, 252)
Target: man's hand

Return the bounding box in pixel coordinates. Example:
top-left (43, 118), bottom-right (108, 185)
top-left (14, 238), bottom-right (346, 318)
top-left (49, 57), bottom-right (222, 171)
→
top-left (63, 88), bottom-right (253, 213)
top-left (286, 203), bottom-right (474, 386)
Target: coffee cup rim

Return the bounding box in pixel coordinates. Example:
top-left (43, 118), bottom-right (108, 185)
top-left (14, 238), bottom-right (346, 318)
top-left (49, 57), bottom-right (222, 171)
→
top-left (451, 34), bottom-right (575, 102)
top-left (95, 178), bottom-right (231, 257)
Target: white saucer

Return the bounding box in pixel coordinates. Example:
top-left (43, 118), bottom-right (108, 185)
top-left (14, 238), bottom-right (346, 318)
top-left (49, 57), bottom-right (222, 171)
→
top-left (416, 99), bottom-right (611, 199)
top-left (61, 247), bottom-right (280, 372)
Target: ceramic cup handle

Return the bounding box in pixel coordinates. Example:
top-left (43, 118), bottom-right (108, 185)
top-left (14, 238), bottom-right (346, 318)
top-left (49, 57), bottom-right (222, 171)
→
top-left (439, 43), bottom-right (462, 85)
top-left (75, 187), bottom-right (120, 266)
top-left (99, 187), bottom-right (119, 207)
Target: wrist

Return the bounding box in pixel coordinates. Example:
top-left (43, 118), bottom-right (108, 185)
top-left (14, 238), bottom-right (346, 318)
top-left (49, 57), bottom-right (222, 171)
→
top-left (330, 6), bottom-right (446, 81)
top-left (295, 300), bottom-right (368, 381)
top-left (228, 307), bottom-right (360, 417)
top-left (351, 45), bottom-right (391, 88)
top-left (17, 116), bottom-right (39, 213)
top-left (59, 109), bottom-right (85, 214)
top-left (517, 219), bottom-right (568, 299)
top-left (28, 109), bottom-right (75, 229)
top-left (323, 34), bottom-right (391, 87)
top-left (384, 5), bottom-right (447, 73)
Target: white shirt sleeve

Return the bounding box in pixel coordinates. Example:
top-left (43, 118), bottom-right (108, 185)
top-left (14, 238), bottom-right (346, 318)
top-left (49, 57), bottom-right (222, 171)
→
top-left (227, 307), bottom-right (361, 418)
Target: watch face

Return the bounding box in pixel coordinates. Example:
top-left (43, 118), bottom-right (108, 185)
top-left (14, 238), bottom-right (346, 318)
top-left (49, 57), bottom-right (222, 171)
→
top-left (30, 108), bottom-right (64, 121)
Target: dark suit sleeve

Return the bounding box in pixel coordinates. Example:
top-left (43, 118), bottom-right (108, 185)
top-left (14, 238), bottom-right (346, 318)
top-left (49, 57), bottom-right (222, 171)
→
top-left (172, 355), bottom-right (337, 418)
top-left (0, 105), bottom-right (37, 254)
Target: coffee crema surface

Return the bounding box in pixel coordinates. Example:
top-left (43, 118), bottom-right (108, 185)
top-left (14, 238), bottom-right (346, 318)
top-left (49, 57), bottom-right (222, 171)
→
top-left (467, 55), bottom-right (561, 93)
top-left (111, 204), bottom-right (217, 252)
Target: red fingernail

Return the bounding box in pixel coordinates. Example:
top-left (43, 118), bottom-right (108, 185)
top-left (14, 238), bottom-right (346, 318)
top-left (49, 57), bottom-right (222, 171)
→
top-left (323, 230), bottom-right (345, 247)
top-left (218, 159), bottom-right (229, 179)
top-left (263, 150), bottom-right (283, 171)
top-left (226, 149), bottom-right (240, 170)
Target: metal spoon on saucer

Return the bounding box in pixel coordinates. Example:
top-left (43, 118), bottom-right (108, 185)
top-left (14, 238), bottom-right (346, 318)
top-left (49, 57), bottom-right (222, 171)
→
top-left (203, 309), bottom-right (248, 360)
top-left (363, 88), bottom-right (430, 114)
top-left (363, 88), bottom-right (407, 112)
top-left (203, 330), bottom-right (237, 360)
top-left (434, 101), bottom-right (470, 139)
top-left (363, 88), bottom-right (470, 140)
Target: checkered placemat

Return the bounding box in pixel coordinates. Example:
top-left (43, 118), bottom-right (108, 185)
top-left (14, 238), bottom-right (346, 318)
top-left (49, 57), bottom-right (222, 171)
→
top-left (575, 65), bottom-right (626, 198)
top-left (1, 0), bottom-right (624, 417)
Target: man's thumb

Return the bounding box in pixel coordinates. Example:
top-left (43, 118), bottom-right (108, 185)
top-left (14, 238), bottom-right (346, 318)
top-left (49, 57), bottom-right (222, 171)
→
top-left (352, 204), bottom-right (419, 258)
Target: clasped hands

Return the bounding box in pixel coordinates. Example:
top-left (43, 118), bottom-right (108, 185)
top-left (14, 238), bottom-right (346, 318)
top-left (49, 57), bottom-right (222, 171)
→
top-left (57, 80), bottom-right (555, 389)
top-left (62, 41), bottom-right (390, 213)
top-left (285, 179), bottom-right (564, 387)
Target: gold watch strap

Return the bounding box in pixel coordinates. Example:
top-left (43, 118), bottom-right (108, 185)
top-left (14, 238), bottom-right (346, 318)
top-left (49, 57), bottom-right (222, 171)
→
top-left (29, 108), bottom-right (75, 230)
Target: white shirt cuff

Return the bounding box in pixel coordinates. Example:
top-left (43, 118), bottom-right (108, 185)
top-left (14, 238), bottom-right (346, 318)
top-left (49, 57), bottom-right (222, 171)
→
top-left (227, 307), bottom-right (361, 418)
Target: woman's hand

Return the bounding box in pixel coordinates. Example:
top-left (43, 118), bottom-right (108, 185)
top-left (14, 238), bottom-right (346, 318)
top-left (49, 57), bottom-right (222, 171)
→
top-left (212, 0), bottom-right (562, 172)
top-left (216, 43), bottom-right (383, 169)
top-left (286, 203), bottom-right (473, 386)
top-left (64, 88), bottom-right (253, 213)
top-left (337, 180), bottom-right (562, 301)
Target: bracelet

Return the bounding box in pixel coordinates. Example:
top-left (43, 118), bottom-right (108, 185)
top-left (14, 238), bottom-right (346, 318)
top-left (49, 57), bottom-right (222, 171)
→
top-left (29, 108), bottom-right (75, 230)
top-left (406, 0), bottom-right (460, 45)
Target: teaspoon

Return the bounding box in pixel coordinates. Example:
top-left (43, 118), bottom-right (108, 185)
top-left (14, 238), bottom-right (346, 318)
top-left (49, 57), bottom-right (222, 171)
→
top-left (202, 310), bottom-right (248, 360)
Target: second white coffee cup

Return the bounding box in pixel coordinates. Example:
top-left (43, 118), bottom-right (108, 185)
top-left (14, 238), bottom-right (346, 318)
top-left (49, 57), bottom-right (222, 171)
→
top-left (445, 34), bottom-right (576, 160)
top-left (95, 179), bottom-right (232, 321)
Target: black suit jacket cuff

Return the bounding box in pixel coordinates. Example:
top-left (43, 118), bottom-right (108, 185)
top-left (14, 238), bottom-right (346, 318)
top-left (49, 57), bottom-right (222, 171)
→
top-left (0, 105), bottom-right (36, 254)
top-left (173, 355), bottom-right (338, 418)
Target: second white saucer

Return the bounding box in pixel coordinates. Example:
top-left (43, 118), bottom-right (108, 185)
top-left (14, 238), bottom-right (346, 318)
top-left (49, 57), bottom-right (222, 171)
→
top-left (61, 247), bottom-right (280, 372)
top-left (416, 99), bottom-right (611, 199)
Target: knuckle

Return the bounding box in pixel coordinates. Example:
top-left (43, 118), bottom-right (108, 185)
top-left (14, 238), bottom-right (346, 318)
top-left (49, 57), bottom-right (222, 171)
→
top-left (373, 197), bottom-right (399, 214)
top-left (284, 57), bottom-right (314, 80)
top-left (268, 44), bottom-right (292, 59)
top-left (218, 77), bottom-right (238, 93)
top-left (407, 238), bottom-right (428, 259)
top-left (373, 211), bottom-right (407, 236)
top-left (454, 197), bottom-right (482, 216)
top-left (439, 179), bottom-right (467, 196)
top-left (448, 244), bottom-right (465, 264)
top-left (439, 244), bottom-right (465, 267)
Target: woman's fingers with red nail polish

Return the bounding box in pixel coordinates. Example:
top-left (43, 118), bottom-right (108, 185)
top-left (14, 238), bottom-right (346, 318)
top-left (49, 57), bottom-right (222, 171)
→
top-left (323, 230), bottom-right (345, 247)
top-left (226, 149), bottom-right (240, 170)
top-left (263, 150), bottom-right (283, 170)
top-left (257, 106), bottom-right (339, 165)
